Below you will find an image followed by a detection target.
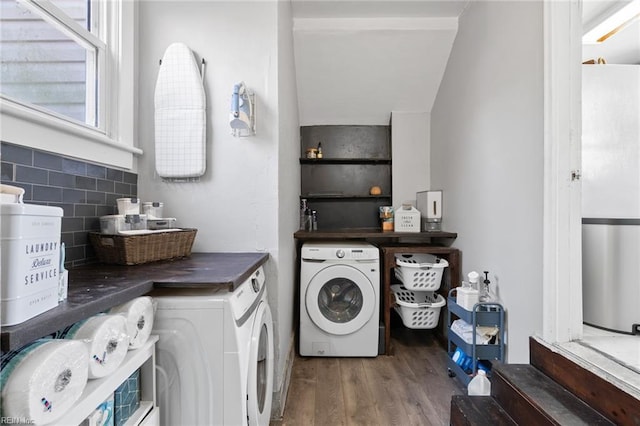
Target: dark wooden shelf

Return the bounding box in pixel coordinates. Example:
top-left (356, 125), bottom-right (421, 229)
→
top-left (294, 228), bottom-right (457, 242)
top-left (300, 125), bottom-right (392, 229)
top-left (301, 194), bottom-right (391, 200)
top-left (300, 158), bottom-right (391, 165)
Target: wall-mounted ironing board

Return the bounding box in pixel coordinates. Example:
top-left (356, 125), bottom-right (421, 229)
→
top-left (154, 43), bottom-right (206, 180)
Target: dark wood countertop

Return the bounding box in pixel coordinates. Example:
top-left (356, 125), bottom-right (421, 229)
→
top-left (294, 228), bottom-right (457, 244)
top-left (1, 252), bottom-right (269, 352)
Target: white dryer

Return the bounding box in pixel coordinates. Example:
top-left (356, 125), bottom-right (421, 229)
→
top-left (150, 266), bottom-right (274, 426)
top-left (300, 241), bottom-right (380, 357)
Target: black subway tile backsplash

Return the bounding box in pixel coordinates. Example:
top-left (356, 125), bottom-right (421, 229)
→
top-left (34, 151), bottom-right (63, 171)
top-left (33, 185), bottom-right (63, 202)
top-left (10, 182), bottom-right (32, 200)
top-left (62, 158), bottom-right (87, 176)
top-left (16, 165), bottom-right (48, 184)
top-left (75, 175), bottom-right (97, 190)
top-left (86, 191), bottom-right (107, 205)
top-left (62, 217), bottom-right (85, 233)
top-left (75, 204), bottom-right (96, 217)
top-left (84, 217), bottom-right (100, 231)
top-left (96, 204), bottom-right (113, 217)
top-left (1, 141), bottom-right (138, 267)
top-left (61, 232), bottom-right (74, 247)
top-left (49, 171), bottom-right (75, 188)
top-left (63, 188), bottom-right (87, 204)
top-left (123, 171), bottom-right (137, 184)
top-left (106, 193), bottom-right (120, 208)
top-left (49, 203), bottom-right (74, 217)
top-left (114, 181), bottom-right (134, 196)
top-left (1, 143), bottom-right (32, 165)
top-left (73, 231), bottom-right (89, 246)
top-left (1, 162), bottom-right (14, 180)
top-left (66, 245), bottom-right (85, 263)
top-left (106, 168), bottom-right (123, 182)
top-left (97, 179), bottom-right (115, 193)
top-left (87, 164), bottom-right (106, 179)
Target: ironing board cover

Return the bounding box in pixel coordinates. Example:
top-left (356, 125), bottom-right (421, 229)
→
top-left (154, 43), bottom-right (206, 178)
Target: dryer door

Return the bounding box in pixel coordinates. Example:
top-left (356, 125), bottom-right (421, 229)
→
top-left (247, 301), bottom-right (274, 426)
top-left (305, 264), bottom-right (376, 336)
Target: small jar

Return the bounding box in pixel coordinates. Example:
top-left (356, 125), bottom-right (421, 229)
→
top-left (143, 201), bottom-right (164, 219)
top-left (117, 198), bottom-right (140, 215)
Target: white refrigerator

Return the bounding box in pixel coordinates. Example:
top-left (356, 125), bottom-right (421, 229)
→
top-left (582, 65), bottom-right (640, 335)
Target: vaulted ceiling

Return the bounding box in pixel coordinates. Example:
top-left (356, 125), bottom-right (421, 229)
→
top-left (291, 0), bottom-right (469, 125)
top-left (291, 0), bottom-right (639, 125)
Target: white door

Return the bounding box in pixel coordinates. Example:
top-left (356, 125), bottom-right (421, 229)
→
top-left (247, 301), bottom-right (274, 426)
top-left (305, 264), bottom-right (376, 336)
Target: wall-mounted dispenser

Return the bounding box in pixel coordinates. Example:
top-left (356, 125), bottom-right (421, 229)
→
top-left (230, 82), bottom-right (255, 137)
top-left (417, 190), bottom-right (443, 232)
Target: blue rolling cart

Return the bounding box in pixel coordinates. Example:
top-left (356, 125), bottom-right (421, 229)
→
top-left (447, 288), bottom-right (505, 386)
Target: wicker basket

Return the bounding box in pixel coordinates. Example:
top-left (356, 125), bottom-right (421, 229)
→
top-left (89, 229), bottom-right (197, 265)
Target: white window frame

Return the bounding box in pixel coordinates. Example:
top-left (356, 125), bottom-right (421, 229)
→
top-left (0, 0), bottom-right (142, 169)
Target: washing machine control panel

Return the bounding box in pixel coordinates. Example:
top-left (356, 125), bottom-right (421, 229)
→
top-left (336, 249), bottom-right (376, 260)
top-left (349, 249), bottom-right (369, 259)
top-left (301, 243), bottom-right (379, 261)
top-left (230, 267), bottom-right (265, 320)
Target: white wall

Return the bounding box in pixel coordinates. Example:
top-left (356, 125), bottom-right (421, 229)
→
top-left (293, 18), bottom-right (458, 125)
top-left (274, 0), bottom-right (300, 415)
top-left (431, 1), bottom-right (544, 363)
top-left (391, 111), bottom-right (430, 207)
top-left (136, 0), bottom-right (298, 409)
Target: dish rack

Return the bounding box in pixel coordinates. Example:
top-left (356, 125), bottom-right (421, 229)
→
top-left (394, 253), bottom-right (448, 291)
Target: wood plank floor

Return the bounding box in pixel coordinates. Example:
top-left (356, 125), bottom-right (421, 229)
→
top-left (272, 328), bottom-right (465, 426)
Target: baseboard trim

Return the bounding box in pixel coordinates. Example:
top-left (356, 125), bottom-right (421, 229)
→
top-left (271, 331), bottom-right (296, 420)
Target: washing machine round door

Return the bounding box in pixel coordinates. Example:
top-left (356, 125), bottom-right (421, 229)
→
top-left (247, 301), bottom-right (274, 426)
top-left (305, 264), bottom-right (376, 335)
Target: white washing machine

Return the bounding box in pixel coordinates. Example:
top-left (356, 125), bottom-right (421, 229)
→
top-left (300, 241), bottom-right (380, 357)
top-left (150, 266), bottom-right (274, 426)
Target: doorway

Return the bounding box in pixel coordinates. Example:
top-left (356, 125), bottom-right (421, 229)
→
top-left (578, 0), bottom-right (640, 375)
top-left (543, 0), bottom-right (640, 396)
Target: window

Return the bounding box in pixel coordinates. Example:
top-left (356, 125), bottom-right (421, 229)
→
top-left (0, 0), bottom-right (105, 129)
top-left (0, 0), bottom-right (141, 169)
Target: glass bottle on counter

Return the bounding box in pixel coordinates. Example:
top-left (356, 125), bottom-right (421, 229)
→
top-left (479, 271), bottom-right (492, 302)
top-left (304, 208), bottom-right (312, 231)
top-left (300, 199), bottom-right (308, 230)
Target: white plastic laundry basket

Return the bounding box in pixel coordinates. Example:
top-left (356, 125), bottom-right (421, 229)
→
top-left (394, 253), bottom-right (448, 291)
top-left (391, 285), bottom-right (446, 329)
